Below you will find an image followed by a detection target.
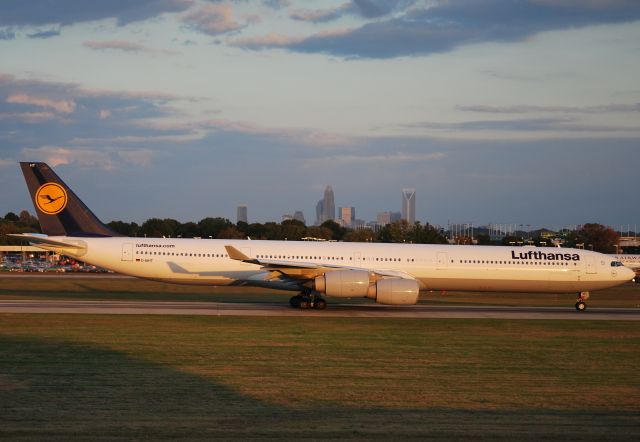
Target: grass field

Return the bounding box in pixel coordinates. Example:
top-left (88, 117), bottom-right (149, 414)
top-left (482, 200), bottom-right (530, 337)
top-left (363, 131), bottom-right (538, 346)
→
top-left (1, 314), bottom-right (639, 440)
top-left (1, 275), bottom-right (640, 308)
top-left (1, 276), bottom-right (639, 439)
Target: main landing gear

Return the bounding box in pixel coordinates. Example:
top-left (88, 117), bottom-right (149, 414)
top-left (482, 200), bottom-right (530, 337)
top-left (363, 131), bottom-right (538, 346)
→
top-left (575, 291), bottom-right (589, 312)
top-left (289, 293), bottom-right (327, 310)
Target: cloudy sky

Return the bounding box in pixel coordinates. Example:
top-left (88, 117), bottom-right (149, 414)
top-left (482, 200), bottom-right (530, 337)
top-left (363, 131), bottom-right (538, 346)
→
top-left (0, 0), bottom-right (639, 230)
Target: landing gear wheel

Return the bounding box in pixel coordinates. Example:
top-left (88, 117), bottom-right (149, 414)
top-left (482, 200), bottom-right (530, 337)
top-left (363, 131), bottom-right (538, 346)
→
top-left (314, 298), bottom-right (327, 310)
top-left (298, 299), bottom-right (311, 309)
top-left (575, 301), bottom-right (586, 312)
top-left (289, 295), bottom-right (301, 308)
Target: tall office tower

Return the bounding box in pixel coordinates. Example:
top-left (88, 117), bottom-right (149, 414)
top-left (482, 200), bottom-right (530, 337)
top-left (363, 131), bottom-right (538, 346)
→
top-left (401, 188), bottom-right (416, 224)
top-left (237, 205), bottom-right (248, 224)
top-left (322, 185), bottom-right (335, 222)
top-left (293, 211), bottom-right (306, 224)
top-left (315, 200), bottom-right (323, 225)
top-left (339, 207), bottom-right (355, 228)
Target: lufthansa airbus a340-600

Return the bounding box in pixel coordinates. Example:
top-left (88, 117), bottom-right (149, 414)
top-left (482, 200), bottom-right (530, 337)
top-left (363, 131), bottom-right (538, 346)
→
top-left (8, 162), bottom-right (634, 311)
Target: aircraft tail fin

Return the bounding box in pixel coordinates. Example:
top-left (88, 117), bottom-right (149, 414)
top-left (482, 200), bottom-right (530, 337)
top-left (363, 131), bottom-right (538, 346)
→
top-left (19, 162), bottom-right (119, 237)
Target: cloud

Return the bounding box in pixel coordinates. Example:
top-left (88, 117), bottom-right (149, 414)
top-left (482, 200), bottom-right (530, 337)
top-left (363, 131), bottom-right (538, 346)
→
top-left (457, 103), bottom-right (640, 114)
top-left (290, 3), bottom-right (352, 23)
top-left (404, 117), bottom-right (640, 134)
top-left (0, 111), bottom-right (58, 123)
top-left (27, 28), bottom-right (60, 39)
top-left (289, 1), bottom-right (415, 23)
top-left (116, 149), bottom-right (154, 167)
top-left (236, 0), bottom-right (640, 58)
top-left (0, 74), bottom-right (190, 164)
top-left (232, 32), bottom-right (304, 47)
top-left (0, 0), bottom-right (194, 27)
top-left (0, 29), bottom-right (16, 40)
top-left (20, 146), bottom-right (109, 168)
top-left (263, 0), bottom-right (290, 10)
top-left (305, 151), bottom-right (445, 167)
top-left (20, 146), bottom-right (155, 169)
top-left (182, 3), bottom-right (243, 36)
top-left (351, 0), bottom-right (417, 18)
top-left (83, 40), bottom-right (152, 52)
top-left (6, 93), bottom-right (76, 114)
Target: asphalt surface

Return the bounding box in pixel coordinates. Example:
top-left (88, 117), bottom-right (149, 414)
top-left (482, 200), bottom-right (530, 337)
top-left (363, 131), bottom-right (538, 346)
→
top-left (0, 299), bottom-right (638, 319)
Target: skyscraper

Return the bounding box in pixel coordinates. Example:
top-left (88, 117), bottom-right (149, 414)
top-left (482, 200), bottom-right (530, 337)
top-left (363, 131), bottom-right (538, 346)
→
top-left (322, 185), bottom-right (335, 223)
top-left (236, 205), bottom-right (248, 224)
top-left (338, 206), bottom-right (355, 228)
top-left (293, 211), bottom-right (306, 224)
top-left (401, 188), bottom-right (416, 224)
top-left (315, 199), bottom-right (323, 225)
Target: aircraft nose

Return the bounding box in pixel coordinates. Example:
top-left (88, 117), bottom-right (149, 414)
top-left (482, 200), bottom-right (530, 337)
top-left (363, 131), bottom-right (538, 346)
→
top-left (621, 266), bottom-right (636, 281)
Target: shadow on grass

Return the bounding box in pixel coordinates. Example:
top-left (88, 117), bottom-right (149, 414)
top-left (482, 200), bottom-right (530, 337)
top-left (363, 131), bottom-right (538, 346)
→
top-left (1, 336), bottom-right (638, 441)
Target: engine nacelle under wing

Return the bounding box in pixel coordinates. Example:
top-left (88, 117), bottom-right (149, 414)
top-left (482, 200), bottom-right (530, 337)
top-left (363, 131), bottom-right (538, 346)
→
top-left (314, 270), bottom-right (419, 305)
top-left (370, 278), bottom-right (419, 305)
top-left (314, 270), bottom-right (371, 297)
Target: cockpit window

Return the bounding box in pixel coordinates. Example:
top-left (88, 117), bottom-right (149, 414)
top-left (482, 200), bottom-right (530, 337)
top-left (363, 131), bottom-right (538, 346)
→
top-left (611, 261), bottom-right (624, 267)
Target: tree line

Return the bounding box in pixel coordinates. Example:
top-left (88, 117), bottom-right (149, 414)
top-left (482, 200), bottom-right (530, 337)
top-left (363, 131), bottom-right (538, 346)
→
top-left (0, 211), bottom-right (621, 252)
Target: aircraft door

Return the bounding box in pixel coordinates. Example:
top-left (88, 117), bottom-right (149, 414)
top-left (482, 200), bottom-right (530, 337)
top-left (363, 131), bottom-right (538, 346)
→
top-left (585, 256), bottom-right (596, 274)
top-left (354, 252), bottom-right (362, 267)
top-left (121, 243), bottom-right (133, 261)
top-left (436, 252), bottom-right (448, 270)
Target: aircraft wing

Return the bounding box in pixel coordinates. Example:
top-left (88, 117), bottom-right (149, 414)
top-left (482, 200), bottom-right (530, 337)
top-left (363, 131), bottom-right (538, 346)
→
top-left (224, 245), bottom-right (416, 281)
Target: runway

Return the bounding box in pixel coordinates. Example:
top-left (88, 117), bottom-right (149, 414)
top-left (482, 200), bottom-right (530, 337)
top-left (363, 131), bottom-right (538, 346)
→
top-left (0, 299), bottom-right (638, 320)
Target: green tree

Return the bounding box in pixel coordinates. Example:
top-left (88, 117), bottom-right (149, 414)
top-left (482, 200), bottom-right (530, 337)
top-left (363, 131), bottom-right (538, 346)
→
top-left (198, 217), bottom-right (233, 238)
top-left (107, 220), bottom-right (140, 236)
top-left (305, 226), bottom-right (333, 240)
top-left (281, 219), bottom-right (307, 241)
top-left (379, 220), bottom-right (412, 243)
top-left (320, 220), bottom-right (346, 241)
top-left (4, 212), bottom-right (19, 222)
top-left (139, 218), bottom-right (180, 238)
top-left (216, 226), bottom-right (245, 239)
top-left (566, 223), bottom-right (619, 253)
top-left (411, 222), bottom-right (448, 244)
top-left (343, 228), bottom-right (376, 242)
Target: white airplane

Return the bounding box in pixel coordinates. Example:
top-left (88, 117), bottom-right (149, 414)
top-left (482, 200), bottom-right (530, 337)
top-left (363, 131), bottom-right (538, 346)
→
top-left (9, 162), bottom-right (634, 311)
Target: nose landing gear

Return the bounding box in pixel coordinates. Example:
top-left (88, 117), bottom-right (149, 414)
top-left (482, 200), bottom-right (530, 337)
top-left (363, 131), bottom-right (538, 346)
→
top-left (575, 291), bottom-right (589, 312)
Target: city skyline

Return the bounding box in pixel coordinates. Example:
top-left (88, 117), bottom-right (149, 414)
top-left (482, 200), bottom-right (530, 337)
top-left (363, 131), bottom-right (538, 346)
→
top-left (0, 2), bottom-right (638, 227)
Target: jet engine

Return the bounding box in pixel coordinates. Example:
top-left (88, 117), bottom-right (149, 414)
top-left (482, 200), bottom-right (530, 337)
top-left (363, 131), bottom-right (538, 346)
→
top-left (369, 278), bottom-right (419, 305)
top-left (314, 270), bottom-right (419, 305)
top-left (314, 270), bottom-right (370, 297)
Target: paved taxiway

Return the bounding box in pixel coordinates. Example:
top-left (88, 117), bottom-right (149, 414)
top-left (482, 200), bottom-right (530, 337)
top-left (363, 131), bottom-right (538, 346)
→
top-left (0, 300), bottom-right (638, 320)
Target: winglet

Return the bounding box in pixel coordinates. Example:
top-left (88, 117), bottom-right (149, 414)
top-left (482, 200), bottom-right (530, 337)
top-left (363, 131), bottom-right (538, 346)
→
top-left (225, 245), bottom-right (258, 263)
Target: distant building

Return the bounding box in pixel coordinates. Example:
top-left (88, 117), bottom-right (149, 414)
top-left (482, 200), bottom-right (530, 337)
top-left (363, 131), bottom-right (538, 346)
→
top-left (315, 199), bottom-right (323, 225)
top-left (377, 211), bottom-right (392, 226)
top-left (281, 214), bottom-right (293, 222)
top-left (315, 185), bottom-right (335, 225)
top-left (377, 211), bottom-right (402, 226)
top-left (237, 205), bottom-right (248, 224)
top-left (338, 206), bottom-right (355, 228)
top-left (401, 188), bottom-right (416, 224)
top-left (322, 185), bottom-right (335, 223)
top-left (293, 211), bottom-right (306, 224)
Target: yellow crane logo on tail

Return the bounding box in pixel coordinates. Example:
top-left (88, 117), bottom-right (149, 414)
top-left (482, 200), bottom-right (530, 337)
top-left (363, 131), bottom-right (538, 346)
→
top-left (35, 183), bottom-right (68, 215)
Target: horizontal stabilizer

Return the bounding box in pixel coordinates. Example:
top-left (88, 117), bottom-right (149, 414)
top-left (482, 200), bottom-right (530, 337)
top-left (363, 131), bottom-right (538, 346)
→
top-left (7, 233), bottom-right (86, 249)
